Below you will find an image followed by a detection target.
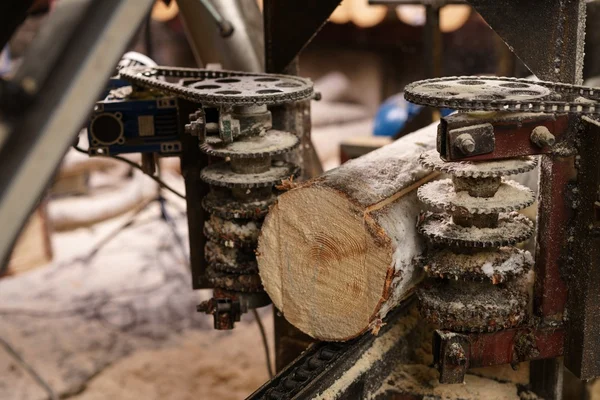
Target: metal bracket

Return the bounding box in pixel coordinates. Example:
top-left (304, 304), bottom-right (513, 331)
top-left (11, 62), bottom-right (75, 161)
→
top-left (437, 112), bottom-right (571, 161)
top-left (434, 331), bottom-right (470, 384)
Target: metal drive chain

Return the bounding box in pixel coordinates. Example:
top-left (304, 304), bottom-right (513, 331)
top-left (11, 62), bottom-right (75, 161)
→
top-left (405, 76), bottom-right (600, 115)
top-left (252, 341), bottom-right (349, 400)
top-left (119, 66), bottom-right (313, 105)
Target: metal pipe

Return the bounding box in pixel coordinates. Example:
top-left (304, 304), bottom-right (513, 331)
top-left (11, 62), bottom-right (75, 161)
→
top-left (177, 0), bottom-right (264, 72)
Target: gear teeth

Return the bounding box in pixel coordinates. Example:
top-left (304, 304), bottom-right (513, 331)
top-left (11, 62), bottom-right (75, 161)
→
top-left (201, 160), bottom-right (299, 189)
top-left (418, 179), bottom-right (535, 215)
top-left (119, 66), bottom-right (314, 106)
top-left (419, 149), bottom-right (538, 178)
top-left (206, 265), bottom-right (263, 293)
top-left (418, 211), bottom-right (534, 248)
top-left (204, 215), bottom-right (261, 249)
top-left (404, 75), bottom-right (600, 115)
top-left (423, 247), bottom-right (533, 284)
top-left (200, 129), bottom-right (299, 159)
top-left (202, 191), bottom-right (275, 219)
top-left (205, 241), bottom-right (258, 274)
top-left (417, 279), bottom-right (529, 333)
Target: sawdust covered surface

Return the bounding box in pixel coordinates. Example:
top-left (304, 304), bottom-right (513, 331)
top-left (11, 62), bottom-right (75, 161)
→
top-left (72, 315), bottom-right (272, 400)
top-left (376, 364), bottom-right (521, 400)
top-left (319, 124), bottom-right (436, 207)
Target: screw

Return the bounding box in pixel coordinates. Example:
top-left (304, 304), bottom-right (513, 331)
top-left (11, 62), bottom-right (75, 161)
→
top-left (531, 126), bottom-right (556, 147)
top-left (454, 133), bottom-right (476, 154)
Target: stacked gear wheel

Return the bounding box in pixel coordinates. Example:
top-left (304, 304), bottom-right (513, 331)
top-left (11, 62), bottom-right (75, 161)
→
top-left (200, 113), bottom-right (301, 296)
top-left (118, 66), bottom-right (314, 327)
top-left (415, 150), bottom-right (536, 333)
top-left (183, 71), bottom-right (310, 323)
top-left (400, 75), bottom-right (597, 333)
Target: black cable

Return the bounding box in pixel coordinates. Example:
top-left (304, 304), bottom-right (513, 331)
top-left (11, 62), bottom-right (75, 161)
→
top-left (252, 309), bottom-right (274, 379)
top-left (0, 335), bottom-right (58, 400)
top-left (72, 145), bottom-right (186, 200)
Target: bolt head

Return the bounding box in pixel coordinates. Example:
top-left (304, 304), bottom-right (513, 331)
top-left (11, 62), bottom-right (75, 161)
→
top-left (455, 133), bottom-right (476, 154)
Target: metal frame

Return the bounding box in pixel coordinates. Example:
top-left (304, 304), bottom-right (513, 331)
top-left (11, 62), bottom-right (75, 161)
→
top-left (0, 0), bottom-right (154, 268)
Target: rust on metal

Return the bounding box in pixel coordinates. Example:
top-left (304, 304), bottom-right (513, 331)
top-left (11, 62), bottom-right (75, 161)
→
top-left (438, 113), bottom-right (570, 161)
top-left (563, 116), bottom-right (600, 380)
top-left (534, 155), bottom-right (574, 320)
top-left (434, 325), bottom-right (564, 379)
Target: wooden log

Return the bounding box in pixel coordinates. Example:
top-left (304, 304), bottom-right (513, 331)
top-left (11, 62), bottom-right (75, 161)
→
top-left (257, 123), bottom-right (438, 341)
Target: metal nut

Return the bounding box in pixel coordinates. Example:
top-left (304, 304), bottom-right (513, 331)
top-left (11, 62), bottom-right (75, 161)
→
top-left (219, 113), bottom-right (241, 143)
top-left (454, 133), bottom-right (476, 154)
top-left (530, 126), bottom-right (555, 148)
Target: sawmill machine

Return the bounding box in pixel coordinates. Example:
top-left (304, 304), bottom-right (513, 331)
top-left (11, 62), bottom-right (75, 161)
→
top-left (1, 0), bottom-right (600, 399)
top-left (250, 1), bottom-right (600, 399)
top-left (87, 64), bottom-right (315, 328)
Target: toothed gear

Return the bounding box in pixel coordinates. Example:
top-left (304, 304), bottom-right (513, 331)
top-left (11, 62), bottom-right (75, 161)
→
top-left (201, 160), bottom-right (299, 188)
top-left (200, 130), bottom-right (299, 158)
top-left (205, 241), bottom-right (258, 274)
top-left (202, 191), bottom-right (275, 219)
top-left (119, 66), bottom-right (314, 106)
top-left (418, 211), bottom-right (534, 248)
top-left (204, 215), bottom-right (261, 248)
top-left (419, 150), bottom-right (537, 178)
top-left (418, 179), bottom-right (535, 215)
top-left (404, 76), bottom-right (600, 115)
top-left (418, 279), bottom-right (528, 332)
top-left (206, 265), bottom-right (263, 293)
top-left (423, 247), bottom-right (533, 284)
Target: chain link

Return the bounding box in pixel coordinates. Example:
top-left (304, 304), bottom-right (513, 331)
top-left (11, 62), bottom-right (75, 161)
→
top-left (405, 76), bottom-right (600, 115)
top-left (119, 66), bottom-right (314, 106)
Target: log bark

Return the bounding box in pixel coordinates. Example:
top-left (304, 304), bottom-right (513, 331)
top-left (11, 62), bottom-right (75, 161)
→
top-left (257, 123), bottom-right (438, 341)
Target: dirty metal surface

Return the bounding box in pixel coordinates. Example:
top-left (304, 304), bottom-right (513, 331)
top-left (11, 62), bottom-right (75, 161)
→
top-left (179, 100), bottom-right (212, 289)
top-left (437, 113), bottom-right (571, 161)
top-left (119, 66), bottom-right (314, 106)
top-left (563, 116), bottom-right (600, 380)
top-left (468, 0), bottom-right (586, 84)
top-left (248, 299), bottom-right (417, 400)
top-left (405, 76), bottom-right (600, 114)
top-left (419, 149), bottom-right (538, 178)
top-left (434, 325), bottom-right (565, 372)
top-left (263, 0), bottom-right (341, 73)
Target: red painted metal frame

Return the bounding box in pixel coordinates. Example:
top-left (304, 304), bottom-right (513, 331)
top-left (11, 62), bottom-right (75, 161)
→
top-left (438, 113), bottom-right (571, 162)
top-left (468, 327), bottom-right (564, 368)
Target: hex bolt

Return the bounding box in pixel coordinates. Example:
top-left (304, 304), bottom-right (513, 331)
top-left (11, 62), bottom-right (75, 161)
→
top-left (454, 133), bottom-right (476, 154)
top-left (531, 126), bottom-right (556, 148)
top-left (219, 113), bottom-right (241, 143)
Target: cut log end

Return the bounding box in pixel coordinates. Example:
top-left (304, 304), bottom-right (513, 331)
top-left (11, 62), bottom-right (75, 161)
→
top-left (258, 186), bottom-right (394, 341)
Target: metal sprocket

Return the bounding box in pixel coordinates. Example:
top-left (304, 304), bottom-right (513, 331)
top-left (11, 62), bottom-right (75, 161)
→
top-left (419, 149), bottom-right (537, 178)
top-left (418, 211), bottom-right (534, 248)
top-left (405, 76), bottom-right (600, 115)
top-left (119, 66), bottom-right (313, 106)
top-left (423, 247), bottom-right (533, 284)
top-left (418, 278), bottom-right (529, 333)
top-left (200, 130), bottom-right (299, 159)
top-left (418, 179), bottom-right (535, 215)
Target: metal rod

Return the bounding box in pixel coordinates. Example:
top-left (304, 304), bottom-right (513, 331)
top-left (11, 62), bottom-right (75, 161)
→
top-left (0, 0), bottom-right (154, 270)
top-left (196, 0), bottom-right (234, 37)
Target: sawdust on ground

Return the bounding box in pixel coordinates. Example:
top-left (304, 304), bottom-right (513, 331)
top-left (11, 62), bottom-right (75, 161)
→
top-left (72, 313), bottom-right (273, 400)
